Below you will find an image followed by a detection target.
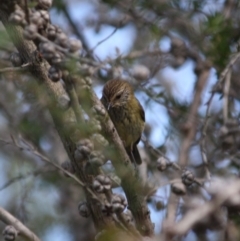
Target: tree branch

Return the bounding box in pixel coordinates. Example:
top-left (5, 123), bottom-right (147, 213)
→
top-left (0, 207), bottom-right (42, 241)
top-left (178, 63), bottom-right (211, 167)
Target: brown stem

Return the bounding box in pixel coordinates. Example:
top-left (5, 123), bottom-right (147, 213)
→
top-left (178, 63), bottom-right (211, 167)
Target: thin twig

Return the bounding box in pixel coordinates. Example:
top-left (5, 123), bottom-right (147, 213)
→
top-left (0, 166), bottom-right (53, 191)
top-left (90, 27), bottom-right (118, 53)
top-left (61, 6), bottom-right (93, 58)
top-left (223, 69), bottom-right (232, 124)
top-left (0, 63), bottom-right (30, 73)
top-left (0, 138), bottom-right (98, 200)
top-left (199, 93), bottom-right (214, 180)
top-left (37, 32), bottom-right (166, 67)
top-left (141, 136), bottom-right (181, 170)
top-left (116, 48), bottom-right (164, 61)
top-left (218, 52), bottom-right (240, 85)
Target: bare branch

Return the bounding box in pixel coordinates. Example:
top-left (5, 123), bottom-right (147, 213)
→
top-left (170, 180), bottom-right (240, 236)
top-left (0, 207), bottom-right (42, 241)
top-left (223, 69), bottom-right (232, 124)
top-left (90, 27), bottom-right (118, 53)
top-left (0, 166), bottom-right (53, 191)
top-left (0, 63), bottom-right (30, 73)
top-left (217, 52), bottom-right (240, 87)
top-left (178, 64), bottom-right (211, 167)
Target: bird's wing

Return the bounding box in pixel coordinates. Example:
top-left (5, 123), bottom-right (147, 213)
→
top-left (138, 100), bottom-right (145, 122)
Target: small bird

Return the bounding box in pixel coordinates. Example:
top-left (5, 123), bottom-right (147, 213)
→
top-left (101, 79), bottom-right (145, 165)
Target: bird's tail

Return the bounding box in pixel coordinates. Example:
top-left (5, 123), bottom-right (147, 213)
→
top-left (126, 145), bottom-right (142, 165)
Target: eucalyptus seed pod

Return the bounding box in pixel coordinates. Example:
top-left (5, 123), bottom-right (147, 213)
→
top-left (171, 182), bottom-right (187, 195)
top-left (23, 24), bottom-right (38, 40)
top-left (78, 201), bottom-right (91, 218)
top-left (2, 226), bottom-right (18, 241)
top-left (37, 0), bottom-right (53, 10)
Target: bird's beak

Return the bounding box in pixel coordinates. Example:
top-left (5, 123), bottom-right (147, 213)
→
top-left (107, 103), bottom-right (111, 110)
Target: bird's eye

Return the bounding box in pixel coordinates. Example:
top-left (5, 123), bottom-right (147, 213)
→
top-left (116, 94), bottom-right (121, 99)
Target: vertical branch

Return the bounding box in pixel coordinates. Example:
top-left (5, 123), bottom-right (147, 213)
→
top-left (163, 63), bottom-right (211, 235)
top-left (178, 64), bottom-right (211, 167)
top-left (0, 5), bottom-right (115, 232)
top-left (223, 70), bottom-right (232, 124)
top-left (0, 2), bottom-right (154, 236)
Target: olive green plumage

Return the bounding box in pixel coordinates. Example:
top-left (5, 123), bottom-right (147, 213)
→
top-left (101, 79), bottom-right (145, 165)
